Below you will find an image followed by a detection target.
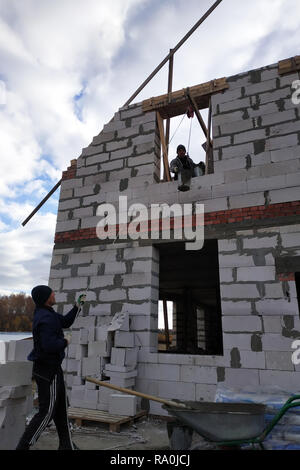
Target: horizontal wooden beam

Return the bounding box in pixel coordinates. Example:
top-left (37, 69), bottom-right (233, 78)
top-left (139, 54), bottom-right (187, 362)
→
top-left (278, 56), bottom-right (300, 75)
top-left (142, 78), bottom-right (228, 118)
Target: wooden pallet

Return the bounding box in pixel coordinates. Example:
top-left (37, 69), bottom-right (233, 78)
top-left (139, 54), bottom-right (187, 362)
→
top-left (68, 407), bottom-right (147, 433)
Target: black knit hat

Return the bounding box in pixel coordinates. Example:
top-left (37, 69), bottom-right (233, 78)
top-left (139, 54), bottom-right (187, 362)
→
top-left (31, 285), bottom-right (53, 306)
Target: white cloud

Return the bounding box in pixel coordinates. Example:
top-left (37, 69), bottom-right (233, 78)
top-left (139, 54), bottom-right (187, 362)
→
top-left (0, 0), bottom-right (300, 296)
top-left (0, 210), bottom-right (56, 294)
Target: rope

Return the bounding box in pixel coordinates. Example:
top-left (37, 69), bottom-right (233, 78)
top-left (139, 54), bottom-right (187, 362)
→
top-left (187, 115), bottom-right (193, 153)
top-left (168, 113), bottom-right (186, 148)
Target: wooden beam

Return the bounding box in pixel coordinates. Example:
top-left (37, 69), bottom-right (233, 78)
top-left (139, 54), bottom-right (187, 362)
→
top-left (143, 78), bottom-right (228, 118)
top-left (278, 56), bottom-right (300, 75)
top-left (206, 96), bottom-right (213, 175)
top-left (162, 300), bottom-right (171, 349)
top-left (165, 49), bottom-right (174, 180)
top-left (165, 49), bottom-right (174, 154)
top-left (157, 112), bottom-right (171, 182)
top-left (185, 89), bottom-right (213, 147)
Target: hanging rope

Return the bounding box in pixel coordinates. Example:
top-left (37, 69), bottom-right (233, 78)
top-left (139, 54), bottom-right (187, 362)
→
top-left (187, 115), bottom-right (193, 154)
top-left (168, 113), bottom-right (186, 148)
top-left (168, 105), bottom-right (194, 153)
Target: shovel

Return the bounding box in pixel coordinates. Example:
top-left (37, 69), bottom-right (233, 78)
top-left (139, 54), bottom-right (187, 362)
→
top-left (85, 376), bottom-right (192, 410)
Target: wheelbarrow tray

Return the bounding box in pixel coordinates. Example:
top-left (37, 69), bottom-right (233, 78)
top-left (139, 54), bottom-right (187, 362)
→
top-left (163, 401), bottom-right (266, 442)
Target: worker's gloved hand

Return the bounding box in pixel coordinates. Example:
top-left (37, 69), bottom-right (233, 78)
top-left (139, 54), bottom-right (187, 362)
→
top-left (76, 293), bottom-right (86, 308)
top-left (173, 166), bottom-right (179, 173)
top-left (64, 332), bottom-right (72, 345)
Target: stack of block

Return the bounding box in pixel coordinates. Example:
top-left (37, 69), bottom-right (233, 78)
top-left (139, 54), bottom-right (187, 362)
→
top-left (0, 339), bottom-right (33, 450)
top-left (66, 311), bottom-right (139, 415)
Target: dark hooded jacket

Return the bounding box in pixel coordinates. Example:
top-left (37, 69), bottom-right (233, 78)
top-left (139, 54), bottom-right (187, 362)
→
top-left (27, 305), bottom-right (78, 368)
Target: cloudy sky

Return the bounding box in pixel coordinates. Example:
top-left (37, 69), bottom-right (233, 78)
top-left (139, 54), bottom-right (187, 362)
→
top-left (0, 0), bottom-right (299, 297)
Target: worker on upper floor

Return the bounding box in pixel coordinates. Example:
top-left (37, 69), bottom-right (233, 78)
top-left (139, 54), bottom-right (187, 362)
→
top-left (170, 144), bottom-right (196, 181)
top-left (169, 145), bottom-right (206, 192)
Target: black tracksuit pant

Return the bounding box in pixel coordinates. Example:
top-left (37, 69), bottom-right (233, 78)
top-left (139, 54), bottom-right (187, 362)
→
top-left (16, 362), bottom-right (74, 450)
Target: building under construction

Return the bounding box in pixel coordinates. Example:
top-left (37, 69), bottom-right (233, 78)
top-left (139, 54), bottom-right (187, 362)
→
top-left (44, 51), bottom-right (300, 418)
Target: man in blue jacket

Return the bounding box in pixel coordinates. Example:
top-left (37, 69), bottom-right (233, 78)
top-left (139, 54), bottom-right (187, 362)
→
top-left (16, 285), bottom-right (85, 450)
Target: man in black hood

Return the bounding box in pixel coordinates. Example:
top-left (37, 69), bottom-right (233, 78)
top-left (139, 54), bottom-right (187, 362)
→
top-left (169, 144), bottom-right (196, 180)
top-left (16, 285), bottom-right (85, 450)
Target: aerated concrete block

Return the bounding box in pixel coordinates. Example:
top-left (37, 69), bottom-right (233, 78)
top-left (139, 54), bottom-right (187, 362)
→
top-left (7, 339), bottom-right (33, 362)
top-left (109, 394), bottom-right (137, 416)
top-left (83, 389), bottom-right (99, 408)
top-left (262, 333), bottom-right (297, 351)
top-left (223, 368), bottom-right (260, 387)
top-left (255, 298), bottom-right (298, 315)
top-left (236, 266), bottom-right (276, 282)
top-left (111, 347), bottom-right (138, 367)
top-left (82, 355), bottom-right (103, 376)
top-left (222, 315), bottom-right (262, 332)
top-left (243, 236), bottom-right (278, 249)
top-left (114, 331), bottom-right (135, 348)
top-left (0, 401), bottom-right (28, 450)
top-left (265, 351), bottom-right (294, 370)
top-left (104, 364), bottom-right (136, 373)
top-left (77, 328), bottom-right (88, 345)
top-left (0, 342), bottom-right (9, 364)
top-left (74, 316), bottom-right (96, 329)
top-left (70, 331), bottom-right (80, 344)
top-left (0, 362), bottom-right (32, 386)
top-left (220, 284), bottom-right (260, 299)
top-left (70, 386), bottom-right (85, 407)
top-left (109, 376), bottom-right (136, 388)
top-left (88, 340), bottom-right (111, 357)
top-left (259, 370), bottom-right (300, 391)
top-left (103, 369), bottom-right (138, 381)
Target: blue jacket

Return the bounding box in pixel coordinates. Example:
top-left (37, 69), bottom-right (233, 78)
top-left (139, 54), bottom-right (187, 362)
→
top-left (28, 305), bottom-right (78, 366)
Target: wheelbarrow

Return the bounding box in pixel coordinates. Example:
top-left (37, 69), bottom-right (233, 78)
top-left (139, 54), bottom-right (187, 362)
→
top-left (85, 378), bottom-right (300, 450)
top-left (162, 395), bottom-right (300, 450)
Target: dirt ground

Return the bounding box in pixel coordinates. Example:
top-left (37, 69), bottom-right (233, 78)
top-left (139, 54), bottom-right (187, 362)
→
top-left (30, 414), bottom-right (215, 451)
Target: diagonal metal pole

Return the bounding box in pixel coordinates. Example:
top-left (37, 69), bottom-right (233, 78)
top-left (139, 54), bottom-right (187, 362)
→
top-left (122, 0), bottom-right (223, 107)
top-left (21, 179), bottom-right (62, 227)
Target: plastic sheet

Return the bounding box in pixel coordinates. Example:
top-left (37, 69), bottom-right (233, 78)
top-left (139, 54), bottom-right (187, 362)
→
top-left (215, 385), bottom-right (300, 450)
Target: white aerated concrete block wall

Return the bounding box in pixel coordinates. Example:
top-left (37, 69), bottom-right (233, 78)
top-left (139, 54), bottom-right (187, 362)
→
top-left (51, 59), bottom-right (300, 416)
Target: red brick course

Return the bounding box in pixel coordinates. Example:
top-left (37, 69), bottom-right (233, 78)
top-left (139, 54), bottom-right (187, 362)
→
top-left (62, 160), bottom-right (77, 180)
top-left (54, 200), bottom-right (300, 244)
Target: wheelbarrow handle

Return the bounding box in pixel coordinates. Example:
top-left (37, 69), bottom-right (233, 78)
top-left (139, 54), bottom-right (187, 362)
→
top-left (85, 376), bottom-right (189, 409)
top-left (258, 395), bottom-right (300, 442)
top-left (285, 394), bottom-right (300, 404)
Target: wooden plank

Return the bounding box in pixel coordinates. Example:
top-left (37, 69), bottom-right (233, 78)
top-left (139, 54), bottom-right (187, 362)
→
top-left (165, 48), bottom-right (174, 165)
top-left (206, 97), bottom-right (213, 175)
top-left (162, 299), bottom-right (170, 349)
top-left (278, 56), bottom-right (300, 75)
top-left (156, 112), bottom-right (171, 182)
top-left (142, 78), bottom-right (228, 118)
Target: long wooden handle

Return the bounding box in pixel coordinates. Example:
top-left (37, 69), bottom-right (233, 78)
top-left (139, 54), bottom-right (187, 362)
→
top-left (85, 376), bottom-right (188, 409)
